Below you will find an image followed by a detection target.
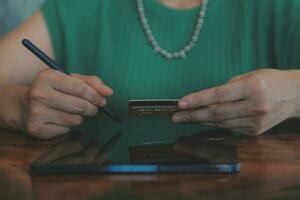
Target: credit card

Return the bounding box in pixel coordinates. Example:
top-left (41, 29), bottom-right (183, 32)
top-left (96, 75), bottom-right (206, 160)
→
top-left (128, 99), bottom-right (179, 116)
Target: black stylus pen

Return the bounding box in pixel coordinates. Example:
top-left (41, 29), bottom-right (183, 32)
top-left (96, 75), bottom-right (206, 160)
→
top-left (101, 132), bottom-right (122, 153)
top-left (22, 39), bottom-right (122, 122)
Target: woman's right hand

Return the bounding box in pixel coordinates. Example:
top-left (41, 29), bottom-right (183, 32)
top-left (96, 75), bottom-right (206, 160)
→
top-left (24, 69), bottom-right (113, 139)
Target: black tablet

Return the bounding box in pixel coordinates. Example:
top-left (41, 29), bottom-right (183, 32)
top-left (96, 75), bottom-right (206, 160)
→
top-left (31, 129), bottom-right (240, 174)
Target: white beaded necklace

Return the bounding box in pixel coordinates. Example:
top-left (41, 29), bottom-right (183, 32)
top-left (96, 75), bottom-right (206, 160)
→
top-left (136, 0), bottom-right (209, 59)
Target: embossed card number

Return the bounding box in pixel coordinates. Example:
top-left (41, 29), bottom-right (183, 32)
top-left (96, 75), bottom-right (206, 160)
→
top-left (128, 99), bottom-right (179, 116)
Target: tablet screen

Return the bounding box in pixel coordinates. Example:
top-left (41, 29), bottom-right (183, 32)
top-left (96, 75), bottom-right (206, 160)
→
top-left (32, 129), bottom-right (240, 174)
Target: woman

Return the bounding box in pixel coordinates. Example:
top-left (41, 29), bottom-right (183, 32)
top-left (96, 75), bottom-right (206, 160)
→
top-left (0, 0), bottom-right (300, 142)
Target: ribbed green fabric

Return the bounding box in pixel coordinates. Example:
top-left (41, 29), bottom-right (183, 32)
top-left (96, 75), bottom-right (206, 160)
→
top-left (41, 0), bottom-right (300, 160)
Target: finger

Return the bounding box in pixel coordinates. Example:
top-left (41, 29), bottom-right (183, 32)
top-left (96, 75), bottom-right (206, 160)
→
top-left (42, 108), bottom-right (83, 127)
top-left (178, 81), bottom-right (247, 110)
top-left (200, 117), bottom-right (259, 134)
top-left (47, 71), bottom-right (105, 106)
top-left (37, 89), bottom-right (98, 116)
top-left (173, 100), bottom-right (254, 123)
top-left (199, 122), bottom-right (247, 132)
top-left (72, 74), bottom-right (113, 97)
top-left (218, 109), bottom-right (284, 135)
top-left (211, 117), bottom-right (253, 129)
top-left (228, 73), bottom-right (251, 83)
top-left (200, 122), bottom-right (257, 136)
top-left (37, 124), bottom-right (71, 140)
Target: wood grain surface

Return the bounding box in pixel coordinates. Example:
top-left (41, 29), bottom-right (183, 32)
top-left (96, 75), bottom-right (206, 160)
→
top-left (1, 120), bottom-right (300, 200)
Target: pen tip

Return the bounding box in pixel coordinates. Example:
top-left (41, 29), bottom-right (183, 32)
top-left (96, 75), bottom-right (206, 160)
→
top-left (116, 118), bottom-right (123, 123)
top-left (22, 38), bottom-right (31, 47)
top-left (22, 38), bottom-right (28, 44)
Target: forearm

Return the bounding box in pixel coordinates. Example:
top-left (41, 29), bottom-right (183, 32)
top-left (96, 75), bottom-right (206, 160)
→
top-left (0, 82), bottom-right (29, 131)
top-left (0, 10), bottom-right (51, 86)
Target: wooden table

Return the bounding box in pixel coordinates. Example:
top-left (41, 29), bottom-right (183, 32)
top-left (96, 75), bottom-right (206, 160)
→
top-left (1, 120), bottom-right (300, 200)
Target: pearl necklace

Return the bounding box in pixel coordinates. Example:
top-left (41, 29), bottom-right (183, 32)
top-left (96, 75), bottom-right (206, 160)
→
top-left (136, 0), bottom-right (209, 59)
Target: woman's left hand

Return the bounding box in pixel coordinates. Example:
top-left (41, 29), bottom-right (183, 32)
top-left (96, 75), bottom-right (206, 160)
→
top-left (172, 69), bottom-right (300, 135)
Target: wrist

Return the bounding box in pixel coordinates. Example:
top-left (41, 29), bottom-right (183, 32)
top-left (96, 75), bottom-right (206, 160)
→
top-left (285, 70), bottom-right (300, 119)
top-left (0, 83), bottom-right (29, 131)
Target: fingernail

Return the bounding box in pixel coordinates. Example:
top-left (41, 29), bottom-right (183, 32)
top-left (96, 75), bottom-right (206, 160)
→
top-left (179, 100), bottom-right (188, 109)
top-left (103, 84), bottom-right (110, 89)
top-left (103, 85), bottom-right (113, 92)
top-left (100, 99), bottom-right (107, 107)
top-left (172, 114), bottom-right (181, 122)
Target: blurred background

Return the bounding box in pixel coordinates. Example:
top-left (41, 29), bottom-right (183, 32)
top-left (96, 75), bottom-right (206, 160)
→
top-left (0, 0), bottom-right (45, 36)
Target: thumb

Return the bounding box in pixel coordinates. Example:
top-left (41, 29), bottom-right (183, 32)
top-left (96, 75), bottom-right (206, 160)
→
top-left (228, 73), bottom-right (250, 83)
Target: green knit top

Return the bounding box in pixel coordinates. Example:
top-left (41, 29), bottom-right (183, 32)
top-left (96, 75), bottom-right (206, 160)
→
top-left (41, 0), bottom-right (300, 161)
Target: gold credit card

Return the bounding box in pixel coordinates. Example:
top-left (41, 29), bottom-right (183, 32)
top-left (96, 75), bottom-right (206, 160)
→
top-left (128, 99), bottom-right (179, 116)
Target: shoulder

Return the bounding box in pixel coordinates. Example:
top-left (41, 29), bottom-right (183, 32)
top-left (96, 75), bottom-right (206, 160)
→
top-left (42, 0), bottom-right (102, 13)
top-left (236, 0), bottom-right (300, 6)
top-left (42, 0), bottom-right (129, 11)
top-left (253, 0), bottom-right (300, 13)
top-left (225, 0), bottom-right (300, 23)
top-left (41, 0), bottom-right (133, 22)
top-left (227, 0), bottom-right (300, 11)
